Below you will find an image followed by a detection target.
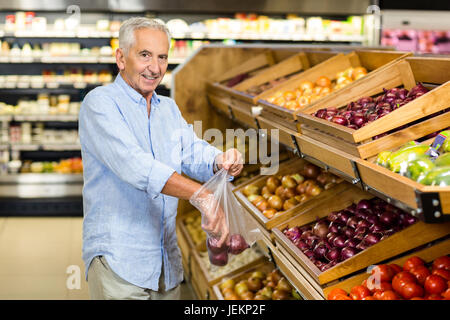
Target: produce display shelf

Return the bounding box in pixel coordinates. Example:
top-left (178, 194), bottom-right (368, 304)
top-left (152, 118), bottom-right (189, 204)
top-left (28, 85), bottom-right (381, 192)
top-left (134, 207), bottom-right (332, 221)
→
top-left (257, 50), bottom-right (411, 127)
top-left (296, 57), bottom-right (450, 159)
top-left (233, 157), bottom-right (346, 230)
top-left (322, 237), bottom-right (450, 298)
top-left (271, 184), bottom-right (450, 286)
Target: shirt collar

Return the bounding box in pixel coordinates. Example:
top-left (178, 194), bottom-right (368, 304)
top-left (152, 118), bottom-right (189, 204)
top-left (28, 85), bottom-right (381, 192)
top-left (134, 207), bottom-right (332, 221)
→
top-left (115, 72), bottom-right (161, 106)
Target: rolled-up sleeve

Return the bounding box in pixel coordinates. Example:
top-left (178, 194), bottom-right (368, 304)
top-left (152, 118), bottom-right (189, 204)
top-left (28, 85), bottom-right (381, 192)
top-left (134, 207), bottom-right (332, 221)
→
top-left (178, 115), bottom-right (222, 183)
top-left (79, 92), bottom-right (175, 198)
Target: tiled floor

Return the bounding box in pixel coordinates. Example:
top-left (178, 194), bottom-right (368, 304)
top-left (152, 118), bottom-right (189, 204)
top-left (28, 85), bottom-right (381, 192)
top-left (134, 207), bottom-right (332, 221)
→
top-left (0, 216), bottom-right (196, 300)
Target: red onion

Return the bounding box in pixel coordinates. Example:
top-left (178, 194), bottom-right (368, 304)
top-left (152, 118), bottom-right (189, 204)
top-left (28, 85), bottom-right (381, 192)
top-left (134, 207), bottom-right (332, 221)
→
top-left (354, 233), bottom-right (365, 242)
top-left (300, 230), bottom-right (314, 240)
top-left (344, 238), bottom-right (359, 248)
top-left (333, 235), bottom-right (347, 248)
top-left (328, 211), bottom-right (340, 222)
top-left (366, 215), bottom-right (379, 225)
top-left (346, 216), bottom-right (360, 229)
top-left (328, 221), bottom-right (343, 234)
top-left (303, 250), bottom-right (315, 259)
top-left (369, 222), bottom-right (384, 233)
top-left (332, 115), bottom-right (348, 126)
top-left (313, 243), bottom-right (328, 259)
top-left (285, 227), bottom-right (302, 241)
top-left (347, 124), bottom-right (359, 130)
top-left (313, 221), bottom-right (329, 238)
top-left (326, 232), bottom-right (339, 245)
top-left (379, 211), bottom-right (397, 226)
top-left (326, 248), bottom-right (341, 262)
top-left (207, 237), bottom-right (229, 254)
top-left (228, 234), bottom-right (250, 255)
top-left (354, 226), bottom-right (368, 236)
top-left (356, 199), bottom-right (371, 211)
top-left (315, 109), bottom-right (327, 118)
top-left (356, 219), bottom-right (371, 229)
top-left (209, 250), bottom-right (229, 266)
top-left (305, 236), bottom-right (319, 248)
top-left (356, 240), bottom-right (371, 250)
top-left (350, 114), bottom-right (365, 127)
top-left (346, 204), bottom-right (357, 214)
top-left (364, 233), bottom-right (381, 245)
top-left (402, 215), bottom-right (417, 227)
top-left (342, 226), bottom-right (355, 239)
top-left (338, 211), bottom-right (352, 224)
top-left (341, 247), bottom-right (358, 260)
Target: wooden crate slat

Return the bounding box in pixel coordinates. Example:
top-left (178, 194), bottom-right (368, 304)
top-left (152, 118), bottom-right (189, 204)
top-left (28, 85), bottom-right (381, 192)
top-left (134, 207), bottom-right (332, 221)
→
top-left (215, 50), bottom-right (275, 83)
top-left (406, 56), bottom-right (450, 85)
top-left (233, 52), bottom-right (309, 92)
top-left (295, 134), bottom-right (358, 178)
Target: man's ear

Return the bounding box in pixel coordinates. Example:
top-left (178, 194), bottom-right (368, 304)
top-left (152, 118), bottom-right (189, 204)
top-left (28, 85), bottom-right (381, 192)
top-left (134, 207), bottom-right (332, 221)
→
top-left (116, 48), bottom-right (125, 71)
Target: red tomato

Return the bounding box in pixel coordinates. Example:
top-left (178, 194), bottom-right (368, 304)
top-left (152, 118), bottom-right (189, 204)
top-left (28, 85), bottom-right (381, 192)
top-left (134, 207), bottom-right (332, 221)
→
top-left (350, 285), bottom-right (371, 300)
top-left (371, 265), bottom-right (395, 282)
top-left (392, 271), bottom-right (417, 294)
top-left (432, 268), bottom-right (450, 281)
top-left (334, 294), bottom-right (352, 300)
top-left (432, 256), bottom-right (450, 271)
top-left (380, 290), bottom-right (401, 300)
top-left (403, 256), bottom-right (425, 272)
top-left (389, 264), bottom-right (403, 275)
top-left (410, 265), bottom-right (431, 285)
top-left (442, 288), bottom-right (450, 300)
top-left (426, 294), bottom-right (443, 300)
top-left (373, 290), bottom-right (384, 300)
top-left (424, 275), bottom-right (447, 294)
top-left (327, 288), bottom-right (348, 300)
top-left (374, 282), bottom-right (393, 293)
top-left (362, 296), bottom-right (376, 300)
top-left (400, 282), bottom-right (424, 300)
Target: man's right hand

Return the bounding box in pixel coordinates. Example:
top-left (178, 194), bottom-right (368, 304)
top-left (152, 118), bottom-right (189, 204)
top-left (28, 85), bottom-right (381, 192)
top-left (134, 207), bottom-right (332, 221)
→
top-left (191, 191), bottom-right (229, 247)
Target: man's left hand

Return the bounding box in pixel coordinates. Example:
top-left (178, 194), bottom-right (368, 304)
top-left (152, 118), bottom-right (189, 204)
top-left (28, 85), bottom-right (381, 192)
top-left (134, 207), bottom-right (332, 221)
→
top-left (215, 148), bottom-right (244, 177)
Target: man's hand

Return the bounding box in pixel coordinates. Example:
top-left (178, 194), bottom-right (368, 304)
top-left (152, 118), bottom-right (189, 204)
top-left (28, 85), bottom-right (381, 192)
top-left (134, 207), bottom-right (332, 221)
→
top-left (215, 148), bottom-right (244, 177)
top-left (191, 191), bottom-right (229, 246)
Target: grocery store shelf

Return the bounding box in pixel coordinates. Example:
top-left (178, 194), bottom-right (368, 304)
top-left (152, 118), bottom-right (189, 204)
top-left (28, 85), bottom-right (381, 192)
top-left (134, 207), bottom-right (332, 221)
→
top-left (0, 55), bottom-right (184, 65)
top-left (0, 173), bottom-right (83, 198)
top-left (10, 143), bottom-right (81, 151)
top-left (0, 82), bottom-right (110, 90)
top-left (12, 114), bottom-right (79, 122)
top-left (0, 173), bottom-right (83, 184)
top-left (170, 32), bottom-right (365, 42)
top-left (0, 29), bottom-right (119, 38)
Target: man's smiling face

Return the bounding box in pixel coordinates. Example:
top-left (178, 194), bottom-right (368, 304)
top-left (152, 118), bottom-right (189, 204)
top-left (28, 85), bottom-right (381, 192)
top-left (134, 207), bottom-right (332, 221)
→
top-left (116, 28), bottom-right (169, 99)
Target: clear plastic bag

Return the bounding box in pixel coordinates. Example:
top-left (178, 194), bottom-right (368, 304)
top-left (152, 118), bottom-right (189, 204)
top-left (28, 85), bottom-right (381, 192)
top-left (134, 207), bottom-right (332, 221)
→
top-left (190, 168), bottom-right (262, 267)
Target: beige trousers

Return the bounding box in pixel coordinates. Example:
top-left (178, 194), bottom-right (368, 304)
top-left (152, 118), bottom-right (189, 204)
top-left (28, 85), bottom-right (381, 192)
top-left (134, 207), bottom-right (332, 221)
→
top-left (87, 255), bottom-right (180, 300)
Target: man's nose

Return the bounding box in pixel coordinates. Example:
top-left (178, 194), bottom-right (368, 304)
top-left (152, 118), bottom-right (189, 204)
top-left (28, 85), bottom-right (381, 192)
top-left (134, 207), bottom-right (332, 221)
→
top-left (147, 57), bottom-right (160, 74)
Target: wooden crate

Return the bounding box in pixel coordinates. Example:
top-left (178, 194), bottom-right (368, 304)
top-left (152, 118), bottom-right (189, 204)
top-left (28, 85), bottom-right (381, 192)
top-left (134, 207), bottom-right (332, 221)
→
top-left (212, 259), bottom-right (276, 300)
top-left (295, 134), bottom-right (360, 181)
top-left (323, 237), bottom-right (450, 298)
top-left (296, 57), bottom-right (450, 159)
top-left (208, 51), bottom-right (338, 131)
top-left (189, 247), bottom-right (268, 300)
top-left (355, 129), bottom-right (450, 222)
top-left (271, 185), bottom-right (450, 285)
top-left (257, 50), bottom-right (411, 127)
top-left (264, 237), bottom-right (325, 300)
top-left (233, 157), bottom-right (348, 230)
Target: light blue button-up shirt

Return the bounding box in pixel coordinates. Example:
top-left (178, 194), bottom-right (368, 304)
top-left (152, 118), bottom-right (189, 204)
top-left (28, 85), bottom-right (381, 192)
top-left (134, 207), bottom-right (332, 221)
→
top-left (78, 73), bottom-right (222, 291)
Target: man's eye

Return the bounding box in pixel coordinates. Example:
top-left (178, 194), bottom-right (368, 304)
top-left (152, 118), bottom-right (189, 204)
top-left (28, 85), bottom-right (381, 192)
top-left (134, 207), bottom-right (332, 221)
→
top-left (141, 53), bottom-right (149, 58)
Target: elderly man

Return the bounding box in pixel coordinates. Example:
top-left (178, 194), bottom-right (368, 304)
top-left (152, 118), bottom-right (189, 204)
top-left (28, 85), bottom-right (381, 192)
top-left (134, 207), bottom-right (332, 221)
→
top-left (78, 17), bottom-right (243, 300)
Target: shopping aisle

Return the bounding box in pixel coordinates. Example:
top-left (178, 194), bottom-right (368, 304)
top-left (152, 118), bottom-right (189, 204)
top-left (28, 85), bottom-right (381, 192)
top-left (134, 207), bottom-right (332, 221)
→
top-left (0, 217), bottom-right (197, 300)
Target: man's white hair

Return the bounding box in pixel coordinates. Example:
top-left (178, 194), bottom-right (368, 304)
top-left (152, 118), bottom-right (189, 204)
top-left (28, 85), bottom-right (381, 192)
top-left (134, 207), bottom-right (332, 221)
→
top-left (119, 17), bottom-right (172, 54)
